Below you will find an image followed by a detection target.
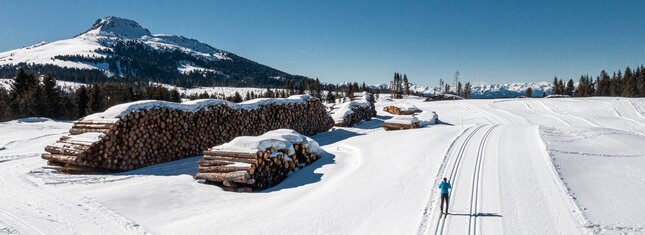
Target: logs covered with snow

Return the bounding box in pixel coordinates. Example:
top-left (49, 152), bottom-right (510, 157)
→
top-left (42, 95), bottom-right (333, 173)
top-left (382, 111), bottom-right (439, 131)
top-left (195, 129), bottom-right (322, 192)
top-left (383, 105), bottom-right (421, 115)
top-left (331, 92), bottom-right (376, 127)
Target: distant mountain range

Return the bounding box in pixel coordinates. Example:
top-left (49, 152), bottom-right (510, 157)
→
top-left (0, 16), bottom-right (310, 87)
top-left (359, 81), bottom-right (553, 99)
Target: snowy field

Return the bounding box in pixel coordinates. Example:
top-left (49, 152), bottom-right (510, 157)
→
top-left (1, 97), bottom-right (644, 234)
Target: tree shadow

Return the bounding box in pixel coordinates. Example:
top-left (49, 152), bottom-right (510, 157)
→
top-left (114, 156), bottom-right (201, 176)
top-left (436, 120), bottom-right (455, 126)
top-left (447, 212), bottom-right (502, 217)
top-left (262, 151), bottom-right (336, 193)
top-left (311, 128), bottom-right (364, 146)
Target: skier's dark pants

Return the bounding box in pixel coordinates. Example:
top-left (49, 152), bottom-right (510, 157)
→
top-left (440, 193), bottom-right (449, 213)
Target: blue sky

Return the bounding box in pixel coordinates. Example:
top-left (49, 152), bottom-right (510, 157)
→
top-left (0, 0), bottom-right (644, 85)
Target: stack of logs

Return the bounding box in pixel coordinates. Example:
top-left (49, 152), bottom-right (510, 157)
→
top-left (196, 143), bottom-right (319, 192)
top-left (383, 106), bottom-right (420, 115)
top-left (42, 97), bottom-right (333, 173)
top-left (382, 119), bottom-right (421, 131)
top-left (334, 96), bottom-right (377, 127)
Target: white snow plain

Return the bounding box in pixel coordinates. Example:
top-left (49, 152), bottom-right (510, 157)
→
top-left (0, 97), bottom-right (644, 234)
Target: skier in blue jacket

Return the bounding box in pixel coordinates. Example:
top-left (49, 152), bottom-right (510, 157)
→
top-left (439, 177), bottom-right (452, 214)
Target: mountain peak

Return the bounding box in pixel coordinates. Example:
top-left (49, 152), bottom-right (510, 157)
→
top-left (81, 16), bottom-right (151, 38)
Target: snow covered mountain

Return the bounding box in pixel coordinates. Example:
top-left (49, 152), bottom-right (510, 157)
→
top-left (469, 82), bottom-right (552, 98)
top-left (370, 81), bottom-right (552, 98)
top-left (0, 16), bottom-right (308, 87)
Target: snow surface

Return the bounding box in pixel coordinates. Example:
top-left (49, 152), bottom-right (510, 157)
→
top-left (83, 95), bottom-right (311, 121)
top-left (213, 129), bottom-right (321, 155)
top-left (0, 97), bottom-right (644, 234)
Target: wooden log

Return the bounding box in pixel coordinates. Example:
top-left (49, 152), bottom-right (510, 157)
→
top-left (198, 165), bottom-right (252, 173)
top-left (203, 150), bottom-right (258, 159)
top-left (196, 171), bottom-right (255, 184)
top-left (41, 153), bottom-right (80, 164)
top-left (202, 155), bottom-right (257, 164)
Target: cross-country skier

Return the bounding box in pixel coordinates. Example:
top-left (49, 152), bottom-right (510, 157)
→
top-left (439, 177), bottom-right (452, 214)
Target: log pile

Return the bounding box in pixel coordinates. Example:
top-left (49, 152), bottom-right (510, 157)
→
top-left (382, 120), bottom-right (421, 131)
top-left (382, 111), bottom-right (439, 131)
top-left (332, 93), bottom-right (377, 127)
top-left (195, 129), bottom-right (321, 192)
top-left (383, 105), bottom-right (421, 115)
top-left (42, 96), bottom-right (333, 173)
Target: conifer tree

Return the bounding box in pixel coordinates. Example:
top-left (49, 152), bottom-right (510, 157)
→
top-left (638, 66), bottom-right (645, 97)
top-left (326, 91), bottom-right (336, 103)
top-left (457, 81), bottom-right (463, 97)
top-left (170, 89), bottom-right (181, 102)
top-left (232, 91), bottom-right (243, 103)
top-left (10, 68), bottom-right (38, 99)
top-left (566, 79), bottom-right (575, 96)
top-left (525, 87), bottom-right (533, 98)
top-left (464, 82), bottom-right (472, 99)
top-left (0, 88), bottom-right (8, 121)
top-left (42, 73), bottom-right (62, 118)
top-left (598, 70), bottom-right (611, 96)
top-left (403, 74), bottom-right (410, 96)
top-left (552, 77), bottom-right (560, 95)
top-left (87, 84), bottom-right (103, 114)
top-left (75, 86), bottom-right (89, 118)
top-left (622, 67), bottom-right (637, 97)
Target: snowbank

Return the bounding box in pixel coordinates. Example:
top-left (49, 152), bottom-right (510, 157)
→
top-left (213, 129), bottom-right (321, 156)
top-left (84, 95), bottom-right (312, 121)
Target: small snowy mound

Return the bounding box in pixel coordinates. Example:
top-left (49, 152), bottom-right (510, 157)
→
top-left (399, 105), bottom-right (421, 113)
top-left (387, 115), bottom-right (419, 125)
top-left (417, 111), bottom-right (439, 126)
top-left (213, 129), bottom-right (321, 156)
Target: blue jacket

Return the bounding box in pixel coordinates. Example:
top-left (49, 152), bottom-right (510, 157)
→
top-left (439, 181), bottom-right (452, 194)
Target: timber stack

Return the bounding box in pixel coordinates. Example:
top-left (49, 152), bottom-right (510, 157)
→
top-left (42, 95), bottom-right (333, 173)
top-left (331, 92), bottom-right (376, 127)
top-left (195, 129), bottom-right (322, 192)
top-left (383, 105), bottom-right (421, 115)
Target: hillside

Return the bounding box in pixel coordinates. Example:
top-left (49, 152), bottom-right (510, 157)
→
top-left (0, 17), bottom-right (310, 87)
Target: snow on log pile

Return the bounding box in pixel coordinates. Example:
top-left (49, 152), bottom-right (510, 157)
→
top-left (331, 92), bottom-right (376, 127)
top-left (383, 104), bottom-right (421, 115)
top-left (195, 129), bottom-right (322, 192)
top-left (42, 95), bottom-right (333, 173)
top-left (382, 111), bottom-right (439, 131)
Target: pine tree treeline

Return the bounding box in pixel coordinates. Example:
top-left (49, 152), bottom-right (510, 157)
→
top-left (389, 72), bottom-right (411, 98)
top-left (550, 66), bottom-right (645, 97)
top-left (0, 68), bottom-right (182, 122)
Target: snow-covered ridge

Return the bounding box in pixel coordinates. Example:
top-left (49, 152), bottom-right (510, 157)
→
top-left (84, 95), bottom-right (312, 121)
top-left (213, 129), bottom-right (322, 155)
top-left (470, 82), bottom-right (552, 98)
top-left (0, 16), bottom-right (231, 74)
top-left (0, 78), bottom-right (84, 93)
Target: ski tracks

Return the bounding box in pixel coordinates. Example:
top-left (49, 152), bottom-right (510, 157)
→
top-left (0, 159), bottom-right (150, 235)
top-left (416, 125), bottom-right (480, 235)
top-left (417, 124), bottom-right (501, 235)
